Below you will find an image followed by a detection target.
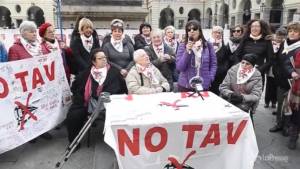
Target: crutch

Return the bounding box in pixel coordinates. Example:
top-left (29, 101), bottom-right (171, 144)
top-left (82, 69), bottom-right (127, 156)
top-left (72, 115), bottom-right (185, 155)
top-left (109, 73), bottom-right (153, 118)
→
top-left (55, 92), bottom-right (110, 169)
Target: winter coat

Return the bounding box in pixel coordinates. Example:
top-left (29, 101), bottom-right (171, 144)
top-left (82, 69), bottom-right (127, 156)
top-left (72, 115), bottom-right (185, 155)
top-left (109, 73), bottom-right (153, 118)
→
top-left (144, 44), bottom-right (175, 90)
top-left (176, 42), bottom-right (217, 90)
top-left (70, 30), bottom-right (100, 74)
top-left (102, 37), bottom-right (135, 71)
top-left (8, 39), bottom-right (33, 61)
top-left (126, 65), bottom-right (170, 94)
top-left (219, 64), bottom-right (263, 112)
top-left (134, 34), bottom-right (149, 50)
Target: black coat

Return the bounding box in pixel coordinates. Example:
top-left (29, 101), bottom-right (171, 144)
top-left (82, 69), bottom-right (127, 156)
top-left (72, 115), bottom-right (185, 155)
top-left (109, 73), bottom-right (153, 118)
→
top-left (134, 34), bottom-right (149, 50)
top-left (234, 36), bottom-right (274, 74)
top-left (70, 30), bottom-right (100, 74)
top-left (71, 65), bottom-right (127, 107)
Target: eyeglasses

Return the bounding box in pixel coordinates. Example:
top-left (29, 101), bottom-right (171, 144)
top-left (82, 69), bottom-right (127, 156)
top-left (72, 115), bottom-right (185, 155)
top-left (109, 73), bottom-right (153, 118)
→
top-left (233, 30), bottom-right (241, 33)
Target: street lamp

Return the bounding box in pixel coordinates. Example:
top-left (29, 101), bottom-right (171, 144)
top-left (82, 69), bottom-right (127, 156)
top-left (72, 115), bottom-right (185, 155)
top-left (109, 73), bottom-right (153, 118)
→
top-left (260, 2), bottom-right (266, 12)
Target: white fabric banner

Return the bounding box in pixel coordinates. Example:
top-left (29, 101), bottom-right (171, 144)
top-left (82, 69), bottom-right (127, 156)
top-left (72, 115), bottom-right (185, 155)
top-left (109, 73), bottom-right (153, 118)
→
top-left (0, 51), bottom-right (71, 154)
top-left (104, 92), bottom-right (258, 169)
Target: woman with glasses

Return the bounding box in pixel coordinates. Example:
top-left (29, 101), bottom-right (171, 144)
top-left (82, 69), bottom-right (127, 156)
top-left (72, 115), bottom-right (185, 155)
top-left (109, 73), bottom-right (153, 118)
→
top-left (233, 19), bottom-right (273, 86)
top-left (220, 53), bottom-right (263, 122)
top-left (102, 19), bottom-right (135, 79)
top-left (176, 20), bottom-right (217, 92)
top-left (66, 48), bottom-right (127, 145)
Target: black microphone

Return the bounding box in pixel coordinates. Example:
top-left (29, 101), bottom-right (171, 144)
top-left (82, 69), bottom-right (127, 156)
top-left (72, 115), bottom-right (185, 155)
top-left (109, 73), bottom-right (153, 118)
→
top-left (188, 36), bottom-right (194, 54)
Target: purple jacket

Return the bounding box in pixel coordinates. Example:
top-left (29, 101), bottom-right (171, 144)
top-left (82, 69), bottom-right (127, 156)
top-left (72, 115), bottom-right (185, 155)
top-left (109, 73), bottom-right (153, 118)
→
top-left (176, 42), bottom-right (217, 90)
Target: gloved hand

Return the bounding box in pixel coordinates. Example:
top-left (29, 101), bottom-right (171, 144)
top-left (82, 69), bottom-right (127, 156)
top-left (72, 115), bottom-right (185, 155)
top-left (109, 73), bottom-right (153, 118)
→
top-left (230, 93), bottom-right (244, 104)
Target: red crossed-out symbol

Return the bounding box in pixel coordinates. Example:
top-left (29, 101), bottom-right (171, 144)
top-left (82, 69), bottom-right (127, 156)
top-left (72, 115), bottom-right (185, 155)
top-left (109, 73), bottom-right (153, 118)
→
top-left (159, 99), bottom-right (188, 110)
top-left (15, 92), bottom-right (37, 131)
top-left (167, 150), bottom-right (196, 169)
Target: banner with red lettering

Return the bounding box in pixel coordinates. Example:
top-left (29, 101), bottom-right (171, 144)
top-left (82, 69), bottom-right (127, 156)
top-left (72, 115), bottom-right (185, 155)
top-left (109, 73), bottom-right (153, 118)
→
top-left (0, 51), bottom-right (71, 154)
top-left (104, 93), bottom-right (258, 169)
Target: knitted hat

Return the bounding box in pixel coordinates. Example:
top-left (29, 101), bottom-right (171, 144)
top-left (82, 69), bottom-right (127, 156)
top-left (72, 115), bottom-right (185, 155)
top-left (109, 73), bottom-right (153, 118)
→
top-left (39, 23), bottom-right (52, 37)
top-left (242, 53), bottom-right (257, 66)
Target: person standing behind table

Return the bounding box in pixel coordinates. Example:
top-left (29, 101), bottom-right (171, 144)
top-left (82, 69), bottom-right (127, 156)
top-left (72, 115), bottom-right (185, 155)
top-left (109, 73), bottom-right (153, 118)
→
top-left (70, 18), bottom-right (100, 75)
top-left (219, 53), bottom-right (263, 122)
top-left (0, 40), bottom-right (7, 62)
top-left (144, 29), bottom-right (175, 91)
top-left (102, 19), bottom-right (135, 78)
top-left (66, 48), bottom-right (127, 144)
top-left (176, 20), bottom-right (217, 92)
top-left (227, 25), bottom-right (244, 65)
top-left (282, 22), bottom-right (300, 150)
top-left (126, 49), bottom-right (170, 94)
top-left (8, 21), bottom-right (53, 142)
top-left (233, 19), bottom-right (274, 87)
top-left (208, 26), bottom-right (231, 95)
top-left (39, 22), bottom-right (72, 84)
top-left (134, 22), bottom-right (152, 50)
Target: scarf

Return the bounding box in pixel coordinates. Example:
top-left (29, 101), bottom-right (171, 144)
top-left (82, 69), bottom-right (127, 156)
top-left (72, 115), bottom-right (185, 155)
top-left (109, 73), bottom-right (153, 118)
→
top-left (142, 34), bottom-right (151, 45)
top-left (192, 40), bottom-right (203, 76)
top-left (249, 34), bottom-right (262, 41)
top-left (282, 40), bottom-right (300, 54)
top-left (136, 64), bottom-right (159, 85)
top-left (153, 43), bottom-right (164, 59)
top-left (80, 34), bottom-right (93, 53)
top-left (90, 65), bottom-right (109, 86)
top-left (20, 37), bottom-right (42, 57)
top-left (209, 38), bottom-right (222, 52)
top-left (164, 36), bottom-right (178, 52)
top-left (228, 39), bottom-right (240, 53)
top-left (236, 63), bottom-right (255, 84)
top-left (84, 64), bottom-right (110, 106)
top-left (111, 37), bottom-right (123, 52)
top-left (44, 39), bottom-right (60, 52)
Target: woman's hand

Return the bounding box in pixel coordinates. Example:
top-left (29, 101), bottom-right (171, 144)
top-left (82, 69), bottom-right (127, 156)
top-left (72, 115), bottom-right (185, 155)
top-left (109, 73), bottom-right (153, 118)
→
top-left (291, 71), bottom-right (300, 80)
top-left (120, 69), bottom-right (128, 77)
top-left (186, 41), bottom-right (193, 53)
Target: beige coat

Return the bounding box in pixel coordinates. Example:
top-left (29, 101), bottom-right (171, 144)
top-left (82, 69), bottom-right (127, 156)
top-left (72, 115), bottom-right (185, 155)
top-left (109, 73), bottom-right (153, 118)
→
top-left (126, 65), bottom-right (170, 94)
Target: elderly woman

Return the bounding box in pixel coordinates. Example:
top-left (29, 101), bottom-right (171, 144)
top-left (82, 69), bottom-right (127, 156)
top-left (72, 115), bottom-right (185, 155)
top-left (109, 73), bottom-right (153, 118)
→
top-left (126, 49), bottom-right (170, 94)
top-left (70, 18), bottom-right (100, 75)
top-left (8, 21), bottom-right (52, 141)
top-left (176, 20), bottom-right (217, 92)
top-left (164, 25), bottom-right (179, 53)
top-left (8, 21), bottom-right (43, 61)
top-left (144, 29), bottom-right (176, 91)
top-left (219, 53), bottom-right (263, 121)
top-left (66, 48), bottom-right (127, 144)
top-left (209, 26), bottom-right (231, 95)
top-left (39, 22), bottom-right (72, 83)
top-left (134, 22), bottom-right (152, 50)
top-left (102, 19), bottom-right (135, 78)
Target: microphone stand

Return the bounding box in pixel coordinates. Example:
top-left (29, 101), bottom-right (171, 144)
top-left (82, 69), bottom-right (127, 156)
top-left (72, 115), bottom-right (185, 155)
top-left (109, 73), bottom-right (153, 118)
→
top-left (188, 84), bottom-right (204, 100)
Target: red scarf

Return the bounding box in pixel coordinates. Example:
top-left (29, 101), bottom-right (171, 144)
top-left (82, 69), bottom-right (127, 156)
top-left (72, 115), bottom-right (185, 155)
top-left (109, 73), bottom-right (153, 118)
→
top-left (289, 51), bottom-right (300, 110)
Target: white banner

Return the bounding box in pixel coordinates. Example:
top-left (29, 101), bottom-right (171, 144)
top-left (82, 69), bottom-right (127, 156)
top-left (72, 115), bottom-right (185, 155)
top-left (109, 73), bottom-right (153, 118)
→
top-left (104, 92), bottom-right (258, 169)
top-left (0, 51), bottom-right (71, 154)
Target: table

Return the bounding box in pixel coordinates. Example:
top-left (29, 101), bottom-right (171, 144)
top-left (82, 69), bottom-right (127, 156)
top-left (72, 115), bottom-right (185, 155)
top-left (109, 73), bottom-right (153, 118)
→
top-left (104, 92), bottom-right (258, 169)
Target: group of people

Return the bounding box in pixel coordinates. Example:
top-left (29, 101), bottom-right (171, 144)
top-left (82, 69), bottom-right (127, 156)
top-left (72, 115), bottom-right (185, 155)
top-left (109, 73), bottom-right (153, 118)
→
top-left (0, 17), bottom-right (299, 150)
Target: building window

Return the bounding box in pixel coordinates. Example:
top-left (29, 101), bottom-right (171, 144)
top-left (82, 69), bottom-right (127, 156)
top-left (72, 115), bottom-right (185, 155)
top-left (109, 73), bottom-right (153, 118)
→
top-left (288, 9), bottom-right (297, 23)
top-left (232, 0), bottom-right (236, 9)
top-left (230, 16), bottom-right (235, 27)
top-left (255, 13), bottom-right (260, 20)
top-left (178, 19), bottom-right (184, 29)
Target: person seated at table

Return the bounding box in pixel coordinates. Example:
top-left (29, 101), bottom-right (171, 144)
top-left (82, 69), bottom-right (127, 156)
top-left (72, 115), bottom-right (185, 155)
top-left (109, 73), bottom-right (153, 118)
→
top-left (66, 48), bottom-right (127, 144)
top-left (126, 49), bottom-right (170, 94)
top-left (219, 53), bottom-right (263, 120)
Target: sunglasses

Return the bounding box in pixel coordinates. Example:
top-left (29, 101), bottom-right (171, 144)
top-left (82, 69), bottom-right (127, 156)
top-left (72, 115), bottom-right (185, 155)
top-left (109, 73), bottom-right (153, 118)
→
top-left (112, 22), bottom-right (123, 27)
top-left (232, 30), bottom-right (241, 33)
top-left (187, 27), bottom-right (198, 32)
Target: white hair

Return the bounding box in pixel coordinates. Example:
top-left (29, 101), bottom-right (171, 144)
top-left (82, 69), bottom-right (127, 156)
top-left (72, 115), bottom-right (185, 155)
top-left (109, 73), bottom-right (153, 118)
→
top-left (133, 49), bottom-right (147, 62)
top-left (150, 29), bottom-right (163, 38)
top-left (212, 26), bottom-right (223, 33)
top-left (19, 21), bottom-right (37, 34)
top-left (164, 25), bottom-right (175, 34)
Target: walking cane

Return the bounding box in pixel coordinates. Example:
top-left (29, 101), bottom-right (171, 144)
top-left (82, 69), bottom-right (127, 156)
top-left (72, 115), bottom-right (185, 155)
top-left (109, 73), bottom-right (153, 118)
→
top-left (55, 92), bottom-right (110, 169)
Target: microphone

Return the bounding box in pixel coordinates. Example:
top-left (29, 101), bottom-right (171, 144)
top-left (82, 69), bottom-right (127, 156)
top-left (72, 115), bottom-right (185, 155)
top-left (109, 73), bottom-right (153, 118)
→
top-left (189, 76), bottom-right (203, 92)
top-left (188, 36), bottom-right (194, 54)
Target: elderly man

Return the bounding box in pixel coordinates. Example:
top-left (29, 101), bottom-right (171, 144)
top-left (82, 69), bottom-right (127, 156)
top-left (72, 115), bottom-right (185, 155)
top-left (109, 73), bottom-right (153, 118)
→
top-left (8, 21), bottom-right (52, 142)
top-left (8, 21), bottom-right (43, 61)
top-left (126, 49), bottom-right (170, 94)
